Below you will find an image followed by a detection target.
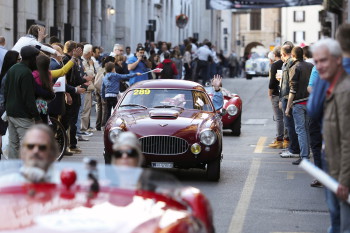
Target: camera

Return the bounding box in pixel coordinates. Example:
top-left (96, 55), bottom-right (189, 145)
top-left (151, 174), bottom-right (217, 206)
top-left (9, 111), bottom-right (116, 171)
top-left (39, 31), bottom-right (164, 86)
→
top-left (142, 55), bottom-right (147, 60)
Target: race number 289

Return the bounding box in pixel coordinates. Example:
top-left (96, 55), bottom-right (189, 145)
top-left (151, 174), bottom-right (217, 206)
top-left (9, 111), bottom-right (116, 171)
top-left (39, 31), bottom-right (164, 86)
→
top-left (133, 89), bottom-right (151, 95)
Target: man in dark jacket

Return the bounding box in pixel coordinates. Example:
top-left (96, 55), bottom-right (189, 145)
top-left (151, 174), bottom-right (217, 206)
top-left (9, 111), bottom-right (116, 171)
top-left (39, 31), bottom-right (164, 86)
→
top-left (4, 46), bottom-right (40, 159)
top-left (285, 47), bottom-right (313, 165)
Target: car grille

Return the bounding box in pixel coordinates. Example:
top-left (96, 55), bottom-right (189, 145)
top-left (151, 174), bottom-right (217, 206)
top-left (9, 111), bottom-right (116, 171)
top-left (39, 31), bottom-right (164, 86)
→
top-left (140, 136), bottom-right (189, 155)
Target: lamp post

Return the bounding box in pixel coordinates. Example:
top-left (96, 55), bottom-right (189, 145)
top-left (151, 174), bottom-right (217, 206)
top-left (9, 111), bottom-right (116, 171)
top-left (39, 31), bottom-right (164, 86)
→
top-left (107, 5), bottom-right (115, 16)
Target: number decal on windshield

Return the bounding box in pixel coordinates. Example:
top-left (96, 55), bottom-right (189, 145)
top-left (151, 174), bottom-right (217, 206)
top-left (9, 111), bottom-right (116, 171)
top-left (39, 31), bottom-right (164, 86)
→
top-left (133, 89), bottom-right (151, 95)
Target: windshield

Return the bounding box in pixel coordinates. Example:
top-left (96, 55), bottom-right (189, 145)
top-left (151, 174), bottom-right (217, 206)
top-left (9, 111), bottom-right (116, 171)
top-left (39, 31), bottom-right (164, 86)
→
top-left (119, 88), bottom-right (214, 111)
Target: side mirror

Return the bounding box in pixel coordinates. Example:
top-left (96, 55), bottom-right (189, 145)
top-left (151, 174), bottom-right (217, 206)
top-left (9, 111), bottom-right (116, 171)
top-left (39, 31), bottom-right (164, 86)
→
top-left (220, 108), bottom-right (226, 116)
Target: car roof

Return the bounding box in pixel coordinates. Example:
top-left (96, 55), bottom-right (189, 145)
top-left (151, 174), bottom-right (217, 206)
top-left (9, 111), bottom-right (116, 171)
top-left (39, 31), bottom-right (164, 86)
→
top-left (130, 79), bottom-right (206, 91)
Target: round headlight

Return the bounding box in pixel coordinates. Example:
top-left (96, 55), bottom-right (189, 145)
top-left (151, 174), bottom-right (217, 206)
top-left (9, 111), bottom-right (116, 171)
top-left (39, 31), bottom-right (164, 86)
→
top-left (191, 143), bottom-right (201, 155)
top-left (108, 127), bottom-right (123, 143)
top-left (227, 105), bottom-right (238, 116)
top-left (200, 130), bottom-right (217, 146)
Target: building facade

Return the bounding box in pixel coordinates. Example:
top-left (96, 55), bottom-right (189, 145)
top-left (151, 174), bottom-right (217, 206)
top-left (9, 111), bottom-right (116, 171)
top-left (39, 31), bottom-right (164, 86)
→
top-left (0, 0), bottom-right (222, 53)
top-left (281, 5), bottom-right (323, 46)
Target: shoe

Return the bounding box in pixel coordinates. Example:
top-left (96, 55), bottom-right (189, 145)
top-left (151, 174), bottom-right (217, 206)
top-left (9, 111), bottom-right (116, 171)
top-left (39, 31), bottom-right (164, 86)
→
top-left (310, 179), bottom-right (323, 188)
top-left (77, 136), bottom-right (89, 141)
top-left (77, 131), bottom-right (93, 137)
top-left (68, 147), bottom-right (82, 154)
top-left (292, 158), bottom-right (302, 165)
top-left (87, 128), bottom-right (96, 132)
top-left (279, 149), bottom-right (288, 155)
top-left (283, 139), bottom-right (289, 149)
top-left (63, 150), bottom-right (73, 156)
top-left (280, 151), bottom-right (300, 158)
top-left (96, 127), bottom-right (101, 131)
top-left (268, 139), bottom-right (283, 149)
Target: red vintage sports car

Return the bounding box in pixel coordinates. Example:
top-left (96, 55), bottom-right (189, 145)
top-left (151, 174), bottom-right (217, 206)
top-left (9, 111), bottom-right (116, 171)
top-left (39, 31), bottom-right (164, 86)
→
top-left (204, 87), bottom-right (242, 136)
top-left (0, 161), bottom-right (215, 233)
top-left (104, 80), bottom-right (223, 181)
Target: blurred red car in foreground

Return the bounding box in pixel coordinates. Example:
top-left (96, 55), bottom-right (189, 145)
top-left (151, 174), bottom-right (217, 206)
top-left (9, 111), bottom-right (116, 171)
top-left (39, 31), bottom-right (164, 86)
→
top-left (205, 87), bottom-right (242, 136)
top-left (104, 80), bottom-right (223, 181)
top-left (0, 161), bottom-right (215, 233)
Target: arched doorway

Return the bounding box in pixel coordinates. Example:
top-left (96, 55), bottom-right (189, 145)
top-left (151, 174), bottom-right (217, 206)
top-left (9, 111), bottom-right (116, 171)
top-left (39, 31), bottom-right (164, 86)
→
top-left (244, 42), bottom-right (263, 59)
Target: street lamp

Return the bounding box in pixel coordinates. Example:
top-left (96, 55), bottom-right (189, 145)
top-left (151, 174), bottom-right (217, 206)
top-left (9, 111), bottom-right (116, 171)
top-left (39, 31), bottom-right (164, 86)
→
top-left (108, 5), bottom-right (115, 15)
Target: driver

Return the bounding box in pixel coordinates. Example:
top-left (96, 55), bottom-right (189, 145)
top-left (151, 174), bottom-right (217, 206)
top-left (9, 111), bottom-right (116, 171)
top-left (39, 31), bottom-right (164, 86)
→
top-left (209, 75), bottom-right (224, 112)
top-left (111, 132), bottom-right (143, 167)
top-left (0, 124), bottom-right (59, 186)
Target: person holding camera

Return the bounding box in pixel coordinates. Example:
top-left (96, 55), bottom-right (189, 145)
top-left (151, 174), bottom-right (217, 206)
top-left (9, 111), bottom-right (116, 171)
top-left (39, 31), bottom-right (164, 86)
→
top-left (127, 46), bottom-right (151, 85)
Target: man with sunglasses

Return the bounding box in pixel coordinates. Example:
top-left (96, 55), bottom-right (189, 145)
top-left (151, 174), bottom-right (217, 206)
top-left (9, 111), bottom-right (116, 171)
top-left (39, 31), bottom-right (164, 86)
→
top-left (111, 132), bottom-right (143, 167)
top-left (0, 124), bottom-right (58, 186)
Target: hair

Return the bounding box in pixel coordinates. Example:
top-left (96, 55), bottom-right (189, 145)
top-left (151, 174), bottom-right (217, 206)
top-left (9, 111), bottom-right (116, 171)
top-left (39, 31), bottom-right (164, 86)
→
top-left (36, 54), bottom-right (53, 92)
top-left (92, 46), bottom-right (100, 54)
top-left (268, 51), bottom-right (275, 61)
top-left (283, 41), bottom-right (294, 49)
top-left (27, 25), bottom-right (41, 39)
top-left (273, 46), bottom-right (281, 58)
top-left (302, 46), bottom-right (312, 59)
top-left (0, 36), bottom-right (5, 45)
top-left (102, 56), bottom-right (115, 68)
top-left (63, 40), bottom-right (77, 53)
top-left (76, 43), bottom-right (84, 50)
top-left (163, 51), bottom-right (170, 59)
top-left (113, 44), bottom-right (121, 52)
top-left (185, 44), bottom-right (192, 52)
top-left (311, 38), bottom-right (342, 58)
top-left (105, 62), bottom-right (115, 73)
top-left (83, 44), bottom-right (93, 55)
top-left (281, 45), bottom-right (292, 55)
top-left (336, 23), bottom-right (350, 53)
top-left (167, 42), bottom-right (172, 50)
top-left (114, 54), bottom-right (124, 64)
top-left (126, 46), bottom-right (131, 50)
top-left (51, 42), bottom-right (64, 50)
top-left (0, 50), bottom-right (19, 84)
top-left (21, 124), bottom-right (59, 160)
top-left (49, 36), bottom-right (60, 45)
top-left (292, 46), bottom-right (304, 61)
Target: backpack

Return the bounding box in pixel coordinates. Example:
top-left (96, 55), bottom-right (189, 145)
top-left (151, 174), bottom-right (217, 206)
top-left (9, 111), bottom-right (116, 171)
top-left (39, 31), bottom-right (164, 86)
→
top-left (160, 62), bottom-right (175, 79)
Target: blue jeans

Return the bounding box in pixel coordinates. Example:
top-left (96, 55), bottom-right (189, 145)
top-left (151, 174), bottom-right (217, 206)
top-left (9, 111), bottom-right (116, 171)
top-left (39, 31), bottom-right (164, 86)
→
top-left (292, 104), bottom-right (310, 159)
top-left (322, 149), bottom-right (341, 233)
top-left (281, 98), bottom-right (300, 154)
top-left (309, 118), bottom-right (322, 169)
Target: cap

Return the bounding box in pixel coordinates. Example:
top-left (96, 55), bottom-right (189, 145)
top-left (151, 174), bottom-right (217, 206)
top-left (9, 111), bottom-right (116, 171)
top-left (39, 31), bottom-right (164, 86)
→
top-left (20, 46), bottom-right (40, 60)
top-left (136, 46), bottom-right (145, 52)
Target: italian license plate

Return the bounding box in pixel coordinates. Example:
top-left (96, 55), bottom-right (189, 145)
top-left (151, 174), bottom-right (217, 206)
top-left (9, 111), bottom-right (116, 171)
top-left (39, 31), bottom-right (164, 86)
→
top-left (151, 162), bottom-right (174, 168)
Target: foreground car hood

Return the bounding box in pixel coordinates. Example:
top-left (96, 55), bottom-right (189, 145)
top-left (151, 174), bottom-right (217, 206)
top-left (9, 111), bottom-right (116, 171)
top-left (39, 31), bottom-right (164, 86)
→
top-left (115, 109), bottom-right (215, 137)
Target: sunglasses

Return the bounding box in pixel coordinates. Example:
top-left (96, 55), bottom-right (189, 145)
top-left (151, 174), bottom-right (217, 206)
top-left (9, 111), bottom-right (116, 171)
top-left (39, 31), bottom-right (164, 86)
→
top-left (24, 143), bottom-right (48, 152)
top-left (113, 148), bottom-right (138, 159)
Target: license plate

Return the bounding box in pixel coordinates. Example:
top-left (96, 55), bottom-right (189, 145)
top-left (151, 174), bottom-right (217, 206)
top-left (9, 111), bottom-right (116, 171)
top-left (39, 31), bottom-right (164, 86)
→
top-left (151, 162), bottom-right (174, 168)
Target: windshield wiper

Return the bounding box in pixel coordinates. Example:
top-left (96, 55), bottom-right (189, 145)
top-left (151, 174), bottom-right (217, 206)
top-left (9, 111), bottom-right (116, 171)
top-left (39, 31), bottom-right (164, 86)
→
top-left (119, 104), bottom-right (147, 109)
top-left (153, 105), bottom-right (184, 110)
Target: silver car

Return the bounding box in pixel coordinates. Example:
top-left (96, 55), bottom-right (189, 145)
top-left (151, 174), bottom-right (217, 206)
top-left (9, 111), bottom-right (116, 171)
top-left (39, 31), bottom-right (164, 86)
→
top-left (245, 53), bottom-right (270, 79)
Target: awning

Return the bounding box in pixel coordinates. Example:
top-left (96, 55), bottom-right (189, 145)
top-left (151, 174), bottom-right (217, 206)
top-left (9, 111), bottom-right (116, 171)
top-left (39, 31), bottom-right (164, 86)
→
top-left (206, 0), bottom-right (323, 10)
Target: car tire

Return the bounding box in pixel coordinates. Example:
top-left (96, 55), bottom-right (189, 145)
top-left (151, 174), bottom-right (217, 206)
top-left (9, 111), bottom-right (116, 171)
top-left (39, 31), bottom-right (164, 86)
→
top-left (207, 157), bottom-right (221, 181)
top-left (104, 150), bottom-right (111, 164)
top-left (246, 74), bottom-right (252, 80)
top-left (231, 114), bottom-right (241, 136)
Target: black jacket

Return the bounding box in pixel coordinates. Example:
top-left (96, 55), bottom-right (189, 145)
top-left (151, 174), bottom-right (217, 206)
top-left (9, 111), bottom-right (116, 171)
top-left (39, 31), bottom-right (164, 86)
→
top-left (289, 60), bottom-right (314, 104)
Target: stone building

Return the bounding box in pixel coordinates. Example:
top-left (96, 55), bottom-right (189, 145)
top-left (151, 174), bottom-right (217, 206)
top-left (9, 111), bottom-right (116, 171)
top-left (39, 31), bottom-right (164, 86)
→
top-left (0, 0), bottom-right (221, 53)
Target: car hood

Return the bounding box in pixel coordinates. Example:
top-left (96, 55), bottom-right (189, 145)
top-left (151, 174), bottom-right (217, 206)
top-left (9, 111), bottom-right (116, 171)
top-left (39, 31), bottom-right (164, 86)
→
top-left (115, 108), bottom-right (215, 137)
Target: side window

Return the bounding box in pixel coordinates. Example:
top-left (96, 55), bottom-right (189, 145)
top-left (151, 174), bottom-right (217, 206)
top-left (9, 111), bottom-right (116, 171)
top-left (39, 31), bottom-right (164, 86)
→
top-left (192, 91), bottom-right (213, 112)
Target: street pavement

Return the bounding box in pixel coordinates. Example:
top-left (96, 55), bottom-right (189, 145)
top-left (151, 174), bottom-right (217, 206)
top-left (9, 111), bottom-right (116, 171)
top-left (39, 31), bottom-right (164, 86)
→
top-left (63, 77), bottom-right (330, 233)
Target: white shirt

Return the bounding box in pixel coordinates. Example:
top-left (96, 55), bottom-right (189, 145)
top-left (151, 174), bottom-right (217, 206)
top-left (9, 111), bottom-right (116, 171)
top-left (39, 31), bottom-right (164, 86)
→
top-left (12, 35), bottom-right (56, 55)
top-left (195, 45), bottom-right (213, 61)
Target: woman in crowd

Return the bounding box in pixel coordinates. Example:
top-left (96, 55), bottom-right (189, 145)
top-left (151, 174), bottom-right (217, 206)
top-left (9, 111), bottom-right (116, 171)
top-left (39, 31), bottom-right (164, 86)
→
top-left (182, 44), bottom-right (192, 80)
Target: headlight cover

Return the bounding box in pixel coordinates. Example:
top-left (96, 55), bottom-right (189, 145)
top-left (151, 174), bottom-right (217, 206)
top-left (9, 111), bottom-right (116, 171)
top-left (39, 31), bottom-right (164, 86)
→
top-left (200, 129), bottom-right (217, 146)
top-left (227, 104), bottom-right (238, 116)
top-left (108, 127), bottom-right (123, 143)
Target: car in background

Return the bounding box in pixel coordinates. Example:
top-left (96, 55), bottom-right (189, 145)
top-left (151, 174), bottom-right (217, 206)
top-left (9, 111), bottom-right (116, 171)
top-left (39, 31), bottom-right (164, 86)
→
top-left (0, 161), bottom-right (215, 233)
top-left (104, 79), bottom-right (223, 181)
top-left (205, 87), bottom-right (242, 136)
top-left (245, 52), bottom-right (270, 79)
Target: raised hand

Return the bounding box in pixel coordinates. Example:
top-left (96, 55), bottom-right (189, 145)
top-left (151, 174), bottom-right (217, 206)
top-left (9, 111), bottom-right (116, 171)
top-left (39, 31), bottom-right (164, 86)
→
top-left (211, 74), bottom-right (222, 91)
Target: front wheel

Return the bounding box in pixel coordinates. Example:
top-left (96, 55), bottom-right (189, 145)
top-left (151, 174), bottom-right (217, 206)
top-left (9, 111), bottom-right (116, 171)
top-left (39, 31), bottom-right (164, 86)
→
top-left (49, 117), bottom-right (67, 161)
top-left (231, 114), bottom-right (241, 136)
top-left (206, 157), bottom-right (221, 181)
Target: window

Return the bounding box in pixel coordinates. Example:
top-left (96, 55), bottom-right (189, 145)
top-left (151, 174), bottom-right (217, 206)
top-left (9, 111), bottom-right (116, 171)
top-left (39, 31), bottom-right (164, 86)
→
top-left (250, 9), bottom-right (261, 30)
top-left (293, 31), bottom-right (305, 43)
top-left (223, 28), bottom-right (228, 34)
top-left (294, 11), bottom-right (305, 22)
